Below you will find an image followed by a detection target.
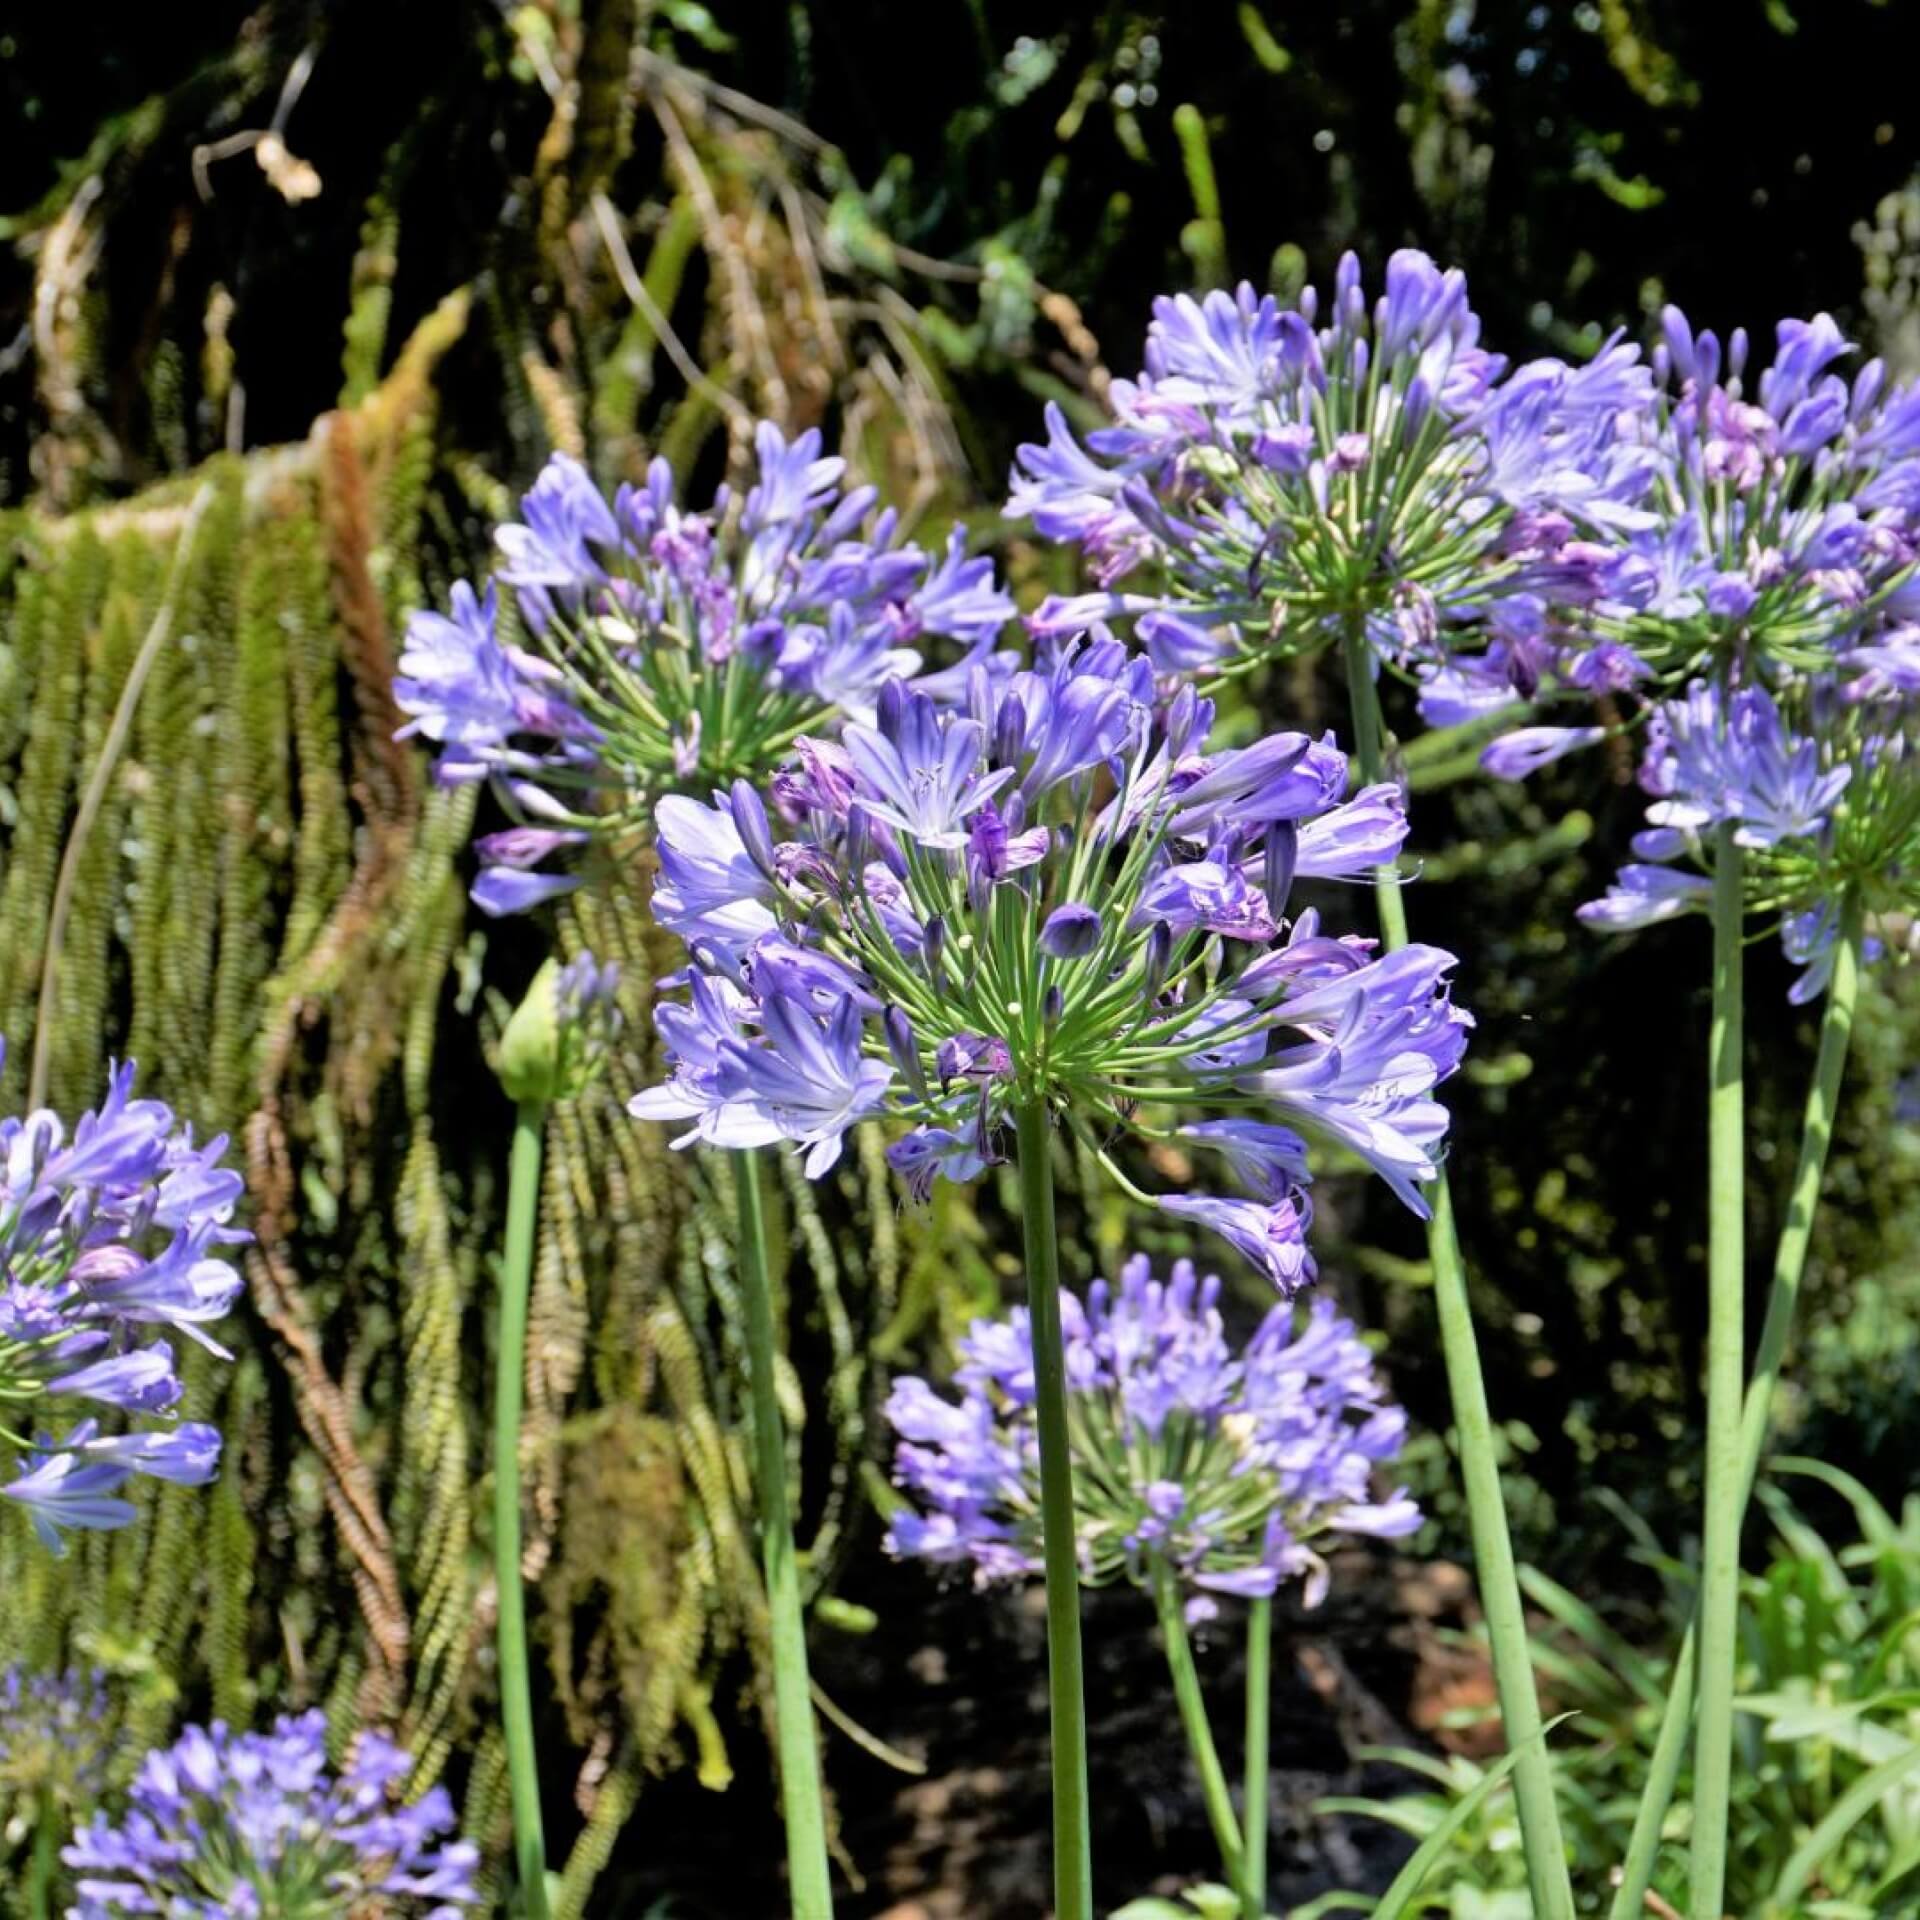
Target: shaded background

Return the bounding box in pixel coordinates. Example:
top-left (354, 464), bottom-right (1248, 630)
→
top-left (3, 3), bottom-right (1919, 1913)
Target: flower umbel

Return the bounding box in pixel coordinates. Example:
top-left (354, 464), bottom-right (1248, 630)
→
top-left (1580, 667), bottom-right (1920, 1000)
top-left (0, 1666), bottom-right (113, 1814)
top-left (885, 1256), bottom-right (1420, 1605)
top-left (64, 1709), bottom-right (479, 1918)
top-left (1007, 255), bottom-right (1653, 687)
top-left (0, 1044), bottom-right (241, 1552)
top-left (395, 428), bottom-right (1013, 913)
top-left (631, 638), bottom-right (1473, 1286)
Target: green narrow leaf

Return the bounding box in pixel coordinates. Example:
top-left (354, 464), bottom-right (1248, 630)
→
top-left (1363, 1716), bottom-right (1576, 1920)
top-left (1773, 1456), bottom-right (1901, 1547)
top-left (1767, 1740), bottom-right (1920, 1915)
top-left (1517, 1564), bottom-right (1665, 1705)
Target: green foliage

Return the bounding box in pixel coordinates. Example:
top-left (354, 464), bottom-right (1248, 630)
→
top-left (1337, 1475), bottom-right (1920, 1915)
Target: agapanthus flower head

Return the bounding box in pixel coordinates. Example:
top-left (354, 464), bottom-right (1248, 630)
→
top-left (64, 1708), bottom-right (479, 1918)
top-left (1473, 306), bottom-right (1920, 772)
top-left (394, 428), bottom-right (1014, 914)
top-left (1579, 663), bottom-right (1920, 1000)
top-left (1006, 254), bottom-right (1654, 685)
top-left (0, 1666), bottom-right (113, 1809)
top-left (631, 638), bottom-right (1473, 1282)
top-left (0, 1046), bottom-right (241, 1552)
top-left (885, 1255), bottom-right (1419, 1606)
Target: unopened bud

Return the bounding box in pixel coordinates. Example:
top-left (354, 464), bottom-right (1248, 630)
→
top-left (729, 779), bottom-right (778, 882)
top-left (885, 1008), bottom-right (929, 1104)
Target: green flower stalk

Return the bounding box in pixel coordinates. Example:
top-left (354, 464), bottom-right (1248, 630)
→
top-left (733, 1145), bottom-right (835, 1920)
top-left (1340, 625), bottom-right (1576, 1920)
top-left (1607, 890), bottom-right (1866, 1919)
top-left (492, 953), bottom-right (622, 1920)
top-left (632, 643), bottom-right (1480, 1912)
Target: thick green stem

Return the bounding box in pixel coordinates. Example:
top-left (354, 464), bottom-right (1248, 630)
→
top-left (1690, 824), bottom-right (1747, 1919)
top-left (1151, 1557), bottom-right (1247, 1894)
top-left (1012, 1097), bottom-right (1095, 1920)
top-left (1244, 1596), bottom-right (1272, 1919)
top-left (497, 1102), bottom-right (552, 1920)
top-left (735, 1147), bottom-right (835, 1920)
top-left (1608, 892), bottom-right (1863, 1920)
top-left (27, 1795), bottom-right (59, 1920)
top-left (1339, 628), bottom-right (1574, 1920)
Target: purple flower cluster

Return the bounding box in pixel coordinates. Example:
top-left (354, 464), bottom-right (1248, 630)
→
top-left (0, 1046), bottom-right (242, 1552)
top-left (1580, 666), bottom-right (1918, 999)
top-left (0, 1666), bottom-right (112, 1808)
top-left (1444, 306), bottom-right (1920, 752)
top-left (630, 638), bottom-right (1472, 1290)
top-left (65, 1710), bottom-right (478, 1918)
top-left (885, 1255), bottom-right (1419, 1608)
top-left (1551, 318), bottom-right (1920, 993)
top-left (394, 426), bottom-right (1013, 916)
top-left (1006, 262), bottom-right (1920, 1000)
top-left (1006, 253), bottom-right (1653, 680)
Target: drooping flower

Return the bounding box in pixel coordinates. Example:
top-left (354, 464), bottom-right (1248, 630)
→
top-left (0, 1045), bottom-right (242, 1552)
top-left (395, 427), bottom-right (1014, 912)
top-left (64, 1709), bottom-right (479, 1917)
top-left (884, 1256), bottom-right (1420, 1605)
top-left (630, 636), bottom-right (1471, 1283)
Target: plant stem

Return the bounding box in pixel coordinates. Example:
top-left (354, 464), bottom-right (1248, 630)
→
top-left (1012, 1096), bottom-right (1095, 1920)
top-left (498, 1100), bottom-right (552, 1920)
top-left (1690, 823), bottom-right (1747, 1920)
top-left (1338, 626), bottom-right (1574, 1920)
top-left (1244, 1596), bottom-right (1272, 1919)
top-left (1608, 891), bottom-right (1863, 1920)
top-left (1151, 1557), bottom-right (1248, 1894)
top-left (26, 1793), bottom-right (59, 1920)
top-left (735, 1147), bottom-right (835, 1920)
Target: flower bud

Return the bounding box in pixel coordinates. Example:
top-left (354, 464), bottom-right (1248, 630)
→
top-left (993, 695), bottom-right (1028, 770)
top-left (843, 806), bottom-right (873, 878)
top-left (1143, 921), bottom-right (1174, 1002)
top-left (885, 1008), bottom-right (929, 1103)
top-left (1039, 903), bottom-right (1102, 960)
top-left (1402, 373), bottom-right (1433, 437)
top-left (1262, 821), bottom-right (1299, 921)
top-left (498, 953), bottom-right (623, 1106)
top-left (729, 779), bottom-right (779, 883)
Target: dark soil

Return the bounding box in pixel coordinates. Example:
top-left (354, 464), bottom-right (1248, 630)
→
top-left (588, 1551), bottom-right (1488, 1917)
